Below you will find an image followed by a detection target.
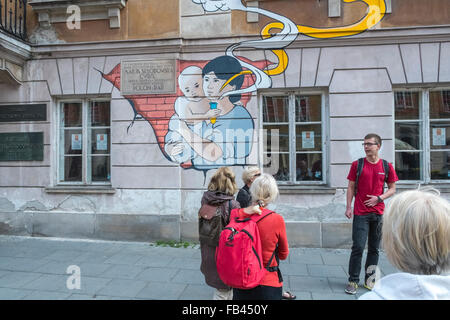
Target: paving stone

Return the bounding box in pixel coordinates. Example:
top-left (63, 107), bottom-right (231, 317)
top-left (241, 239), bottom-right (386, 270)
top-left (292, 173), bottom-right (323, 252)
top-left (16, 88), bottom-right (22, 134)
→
top-left (135, 267), bottom-right (179, 282)
top-left (66, 293), bottom-right (112, 300)
top-left (289, 276), bottom-right (332, 293)
top-left (321, 252), bottom-right (350, 266)
top-left (73, 251), bottom-right (117, 264)
top-left (289, 252), bottom-right (324, 265)
top-left (312, 292), bottom-right (357, 300)
top-left (0, 287), bottom-right (32, 299)
top-left (135, 255), bottom-right (174, 268)
top-left (63, 276), bottom-right (112, 295)
top-left (171, 269), bottom-right (206, 285)
top-left (0, 257), bottom-right (48, 272)
top-left (178, 284), bottom-right (214, 300)
top-left (36, 261), bottom-right (110, 276)
top-left (307, 264), bottom-right (347, 278)
top-left (103, 253), bottom-right (145, 265)
top-left (101, 264), bottom-right (147, 279)
top-left (278, 263), bottom-right (308, 276)
top-left (43, 250), bottom-right (86, 262)
top-left (0, 271), bottom-right (42, 288)
top-left (23, 290), bottom-right (72, 300)
top-left (96, 279), bottom-right (148, 298)
top-left (171, 257), bottom-right (201, 270)
top-left (20, 274), bottom-right (68, 292)
top-left (136, 282), bottom-right (187, 300)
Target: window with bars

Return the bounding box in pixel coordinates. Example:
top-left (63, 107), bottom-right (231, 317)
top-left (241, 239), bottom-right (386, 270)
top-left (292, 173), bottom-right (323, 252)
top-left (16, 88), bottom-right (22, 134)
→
top-left (58, 100), bottom-right (111, 184)
top-left (262, 93), bottom-right (325, 184)
top-left (394, 89), bottom-right (450, 182)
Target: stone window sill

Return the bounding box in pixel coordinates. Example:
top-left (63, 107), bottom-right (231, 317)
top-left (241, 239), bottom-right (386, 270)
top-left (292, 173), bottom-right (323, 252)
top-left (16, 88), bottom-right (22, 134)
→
top-left (396, 183), bottom-right (450, 193)
top-left (45, 186), bottom-right (116, 194)
top-left (278, 185), bottom-right (336, 195)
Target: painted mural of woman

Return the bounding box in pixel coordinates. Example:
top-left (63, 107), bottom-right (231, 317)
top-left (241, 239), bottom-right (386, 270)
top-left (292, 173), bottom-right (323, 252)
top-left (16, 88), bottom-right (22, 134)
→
top-left (165, 55), bottom-right (254, 171)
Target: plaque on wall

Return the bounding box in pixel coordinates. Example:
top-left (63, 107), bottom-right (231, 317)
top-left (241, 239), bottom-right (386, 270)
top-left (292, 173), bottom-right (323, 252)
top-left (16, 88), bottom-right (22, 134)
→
top-left (120, 59), bottom-right (176, 95)
top-left (0, 104), bottom-right (46, 122)
top-left (0, 132), bottom-right (44, 161)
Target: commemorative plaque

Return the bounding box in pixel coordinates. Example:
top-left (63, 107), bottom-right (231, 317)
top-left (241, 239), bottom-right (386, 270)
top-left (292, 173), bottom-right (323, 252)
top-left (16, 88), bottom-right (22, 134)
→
top-left (120, 59), bottom-right (176, 95)
top-left (0, 132), bottom-right (44, 161)
top-left (0, 104), bottom-right (46, 122)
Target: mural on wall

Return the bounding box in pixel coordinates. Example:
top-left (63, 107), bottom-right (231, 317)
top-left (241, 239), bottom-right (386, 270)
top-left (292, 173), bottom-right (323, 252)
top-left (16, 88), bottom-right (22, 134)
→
top-left (102, 0), bottom-right (387, 172)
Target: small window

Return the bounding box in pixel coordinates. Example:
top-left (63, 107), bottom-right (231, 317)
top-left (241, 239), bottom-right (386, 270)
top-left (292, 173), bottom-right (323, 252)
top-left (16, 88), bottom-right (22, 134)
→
top-left (262, 93), bottom-right (325, 184)
top-left (58, 100), bottom-right (111, 184)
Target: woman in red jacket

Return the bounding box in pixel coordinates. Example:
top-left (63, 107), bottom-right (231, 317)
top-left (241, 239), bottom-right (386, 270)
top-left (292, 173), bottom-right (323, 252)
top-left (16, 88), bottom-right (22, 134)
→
top-left (232, 173), bottom-right (289, 300)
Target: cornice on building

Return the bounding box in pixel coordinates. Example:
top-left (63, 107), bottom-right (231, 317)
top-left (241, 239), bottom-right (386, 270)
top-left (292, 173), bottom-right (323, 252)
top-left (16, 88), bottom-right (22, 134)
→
top-left (28, 0), bottom-right (127, 29)
top-left (0, 30), bottom-right (32, 84)
top-left (28, 25), bottom-right (450, 59)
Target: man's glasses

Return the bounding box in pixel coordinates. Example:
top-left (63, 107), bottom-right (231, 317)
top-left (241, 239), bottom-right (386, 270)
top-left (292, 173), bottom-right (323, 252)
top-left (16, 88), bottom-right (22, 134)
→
top-left (254, 173), bottom-right (261, 177)
top-left (362, 142), bottom-right (379, 146)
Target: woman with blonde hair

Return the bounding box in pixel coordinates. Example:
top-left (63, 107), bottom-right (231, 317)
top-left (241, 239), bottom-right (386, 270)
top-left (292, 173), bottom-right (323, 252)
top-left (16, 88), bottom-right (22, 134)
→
top-left (199, 167), bottom-right (241, 300)
top-left (360, 188), bottom-right (450, 300)
top-left (232, 173), bottom-right (289, 300)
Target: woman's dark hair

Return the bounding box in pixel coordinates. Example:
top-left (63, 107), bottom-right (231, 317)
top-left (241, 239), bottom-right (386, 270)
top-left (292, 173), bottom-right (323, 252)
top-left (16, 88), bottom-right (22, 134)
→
top-left (202, 55), bottom-right (244, 104)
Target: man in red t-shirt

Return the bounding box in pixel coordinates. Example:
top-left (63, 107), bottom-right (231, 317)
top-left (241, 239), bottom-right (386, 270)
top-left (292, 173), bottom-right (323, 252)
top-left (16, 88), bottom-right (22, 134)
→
top-left (344, 133), bottom-right (399, 295)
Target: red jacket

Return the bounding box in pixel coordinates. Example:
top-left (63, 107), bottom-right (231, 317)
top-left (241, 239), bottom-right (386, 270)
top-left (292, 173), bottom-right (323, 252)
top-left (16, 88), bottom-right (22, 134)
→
top-left (236, 208), bottom-right (289, 287)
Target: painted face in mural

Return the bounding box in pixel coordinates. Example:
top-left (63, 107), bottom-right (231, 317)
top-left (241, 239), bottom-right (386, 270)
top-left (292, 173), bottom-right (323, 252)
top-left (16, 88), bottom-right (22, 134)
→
top-left (203, 71), bottom-right (235, 102)
top-left (178, 66), bottom-right (204, 102)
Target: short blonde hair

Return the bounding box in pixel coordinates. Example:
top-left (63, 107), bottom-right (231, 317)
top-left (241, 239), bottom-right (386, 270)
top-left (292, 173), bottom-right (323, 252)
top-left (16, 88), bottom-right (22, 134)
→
top-left (382, 188), bottom-right (450, 275)
top-left (242, 166), bottom-right (261, 184)
top-left (249, 173), bottom-right (279, 207)
top-left (208, 167), bottom-right (238, 196)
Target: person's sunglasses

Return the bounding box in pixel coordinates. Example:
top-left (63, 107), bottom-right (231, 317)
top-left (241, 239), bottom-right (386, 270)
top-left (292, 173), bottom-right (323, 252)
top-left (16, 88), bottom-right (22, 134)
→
top-left (362, 142), bottom-right (378, 146)
top-left (254, 173), bottom-right (261, 177)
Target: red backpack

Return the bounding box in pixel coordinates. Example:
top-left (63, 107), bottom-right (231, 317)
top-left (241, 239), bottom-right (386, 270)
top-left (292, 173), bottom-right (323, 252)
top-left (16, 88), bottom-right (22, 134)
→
top-left (215, 208), bottom-right (279, 289)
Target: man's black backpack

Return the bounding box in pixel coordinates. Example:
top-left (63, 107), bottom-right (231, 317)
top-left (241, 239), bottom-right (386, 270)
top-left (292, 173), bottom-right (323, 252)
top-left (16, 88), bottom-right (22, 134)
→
top-left (198, 200), bottom-right (232, 247)
top-left (355, 158), bottom-right (390, 195)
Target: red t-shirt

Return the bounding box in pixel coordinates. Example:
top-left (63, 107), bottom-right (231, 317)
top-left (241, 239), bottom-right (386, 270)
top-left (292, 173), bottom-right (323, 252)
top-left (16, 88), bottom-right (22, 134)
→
top-left (347, 158), bottom-right (398, 215)
top-left (236, 208), bottom-right (289, 287)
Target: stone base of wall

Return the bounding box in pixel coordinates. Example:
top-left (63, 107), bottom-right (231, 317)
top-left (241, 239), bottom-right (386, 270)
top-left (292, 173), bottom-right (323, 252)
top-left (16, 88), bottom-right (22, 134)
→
top-left (0, 211), bottom-right (180, 242)
top-left (0, 212), bottom-right (352, 248)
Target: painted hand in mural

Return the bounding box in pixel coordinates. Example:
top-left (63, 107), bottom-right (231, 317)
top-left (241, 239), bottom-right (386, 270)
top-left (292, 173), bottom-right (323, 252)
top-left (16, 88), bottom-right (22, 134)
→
top-left (192, 0), bottom-right (245, 12)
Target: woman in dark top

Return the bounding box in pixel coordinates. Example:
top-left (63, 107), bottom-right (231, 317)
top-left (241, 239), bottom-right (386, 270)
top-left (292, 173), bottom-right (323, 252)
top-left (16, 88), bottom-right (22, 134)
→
top-left (236, 167), bottom-right (261, 208)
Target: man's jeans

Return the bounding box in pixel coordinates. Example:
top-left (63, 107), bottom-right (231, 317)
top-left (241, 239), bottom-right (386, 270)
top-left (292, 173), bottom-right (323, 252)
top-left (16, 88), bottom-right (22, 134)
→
top-left (348, 213), bottom-right (383, 283)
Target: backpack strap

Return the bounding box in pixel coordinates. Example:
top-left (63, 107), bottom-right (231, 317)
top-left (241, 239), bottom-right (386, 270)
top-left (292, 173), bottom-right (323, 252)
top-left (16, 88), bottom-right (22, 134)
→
top-left (265, 244), bottom-right (283, 283)
top-left (255, 210), bottom-right (273, 223)
top-left (355, 157), bottom-right (365, 195)
top-left (382, 159), bottom-right (390, 183)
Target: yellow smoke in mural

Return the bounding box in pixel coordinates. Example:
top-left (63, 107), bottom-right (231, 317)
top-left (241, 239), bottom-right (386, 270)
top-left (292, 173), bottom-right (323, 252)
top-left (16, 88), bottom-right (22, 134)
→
top-left (212, 0), bottom-right (387, 91)
top-left (261, 0), bottom-right (387, 76)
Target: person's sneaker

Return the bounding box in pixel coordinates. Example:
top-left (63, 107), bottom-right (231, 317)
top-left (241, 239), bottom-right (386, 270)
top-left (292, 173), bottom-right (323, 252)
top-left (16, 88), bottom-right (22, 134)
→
top-left (364, 280), bottom-right (375, 291)
top-left (344, 282), bottom-right (358, 295)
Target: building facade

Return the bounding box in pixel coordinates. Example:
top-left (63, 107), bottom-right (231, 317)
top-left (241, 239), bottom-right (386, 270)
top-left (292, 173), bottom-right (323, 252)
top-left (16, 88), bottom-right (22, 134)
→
top-left (0, 0), bottom-right (449, 247)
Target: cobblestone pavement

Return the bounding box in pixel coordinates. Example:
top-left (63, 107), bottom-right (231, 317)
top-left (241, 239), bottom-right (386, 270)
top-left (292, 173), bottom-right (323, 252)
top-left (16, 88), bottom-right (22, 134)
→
top-left (0, 235), bottom-right (399, 300)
